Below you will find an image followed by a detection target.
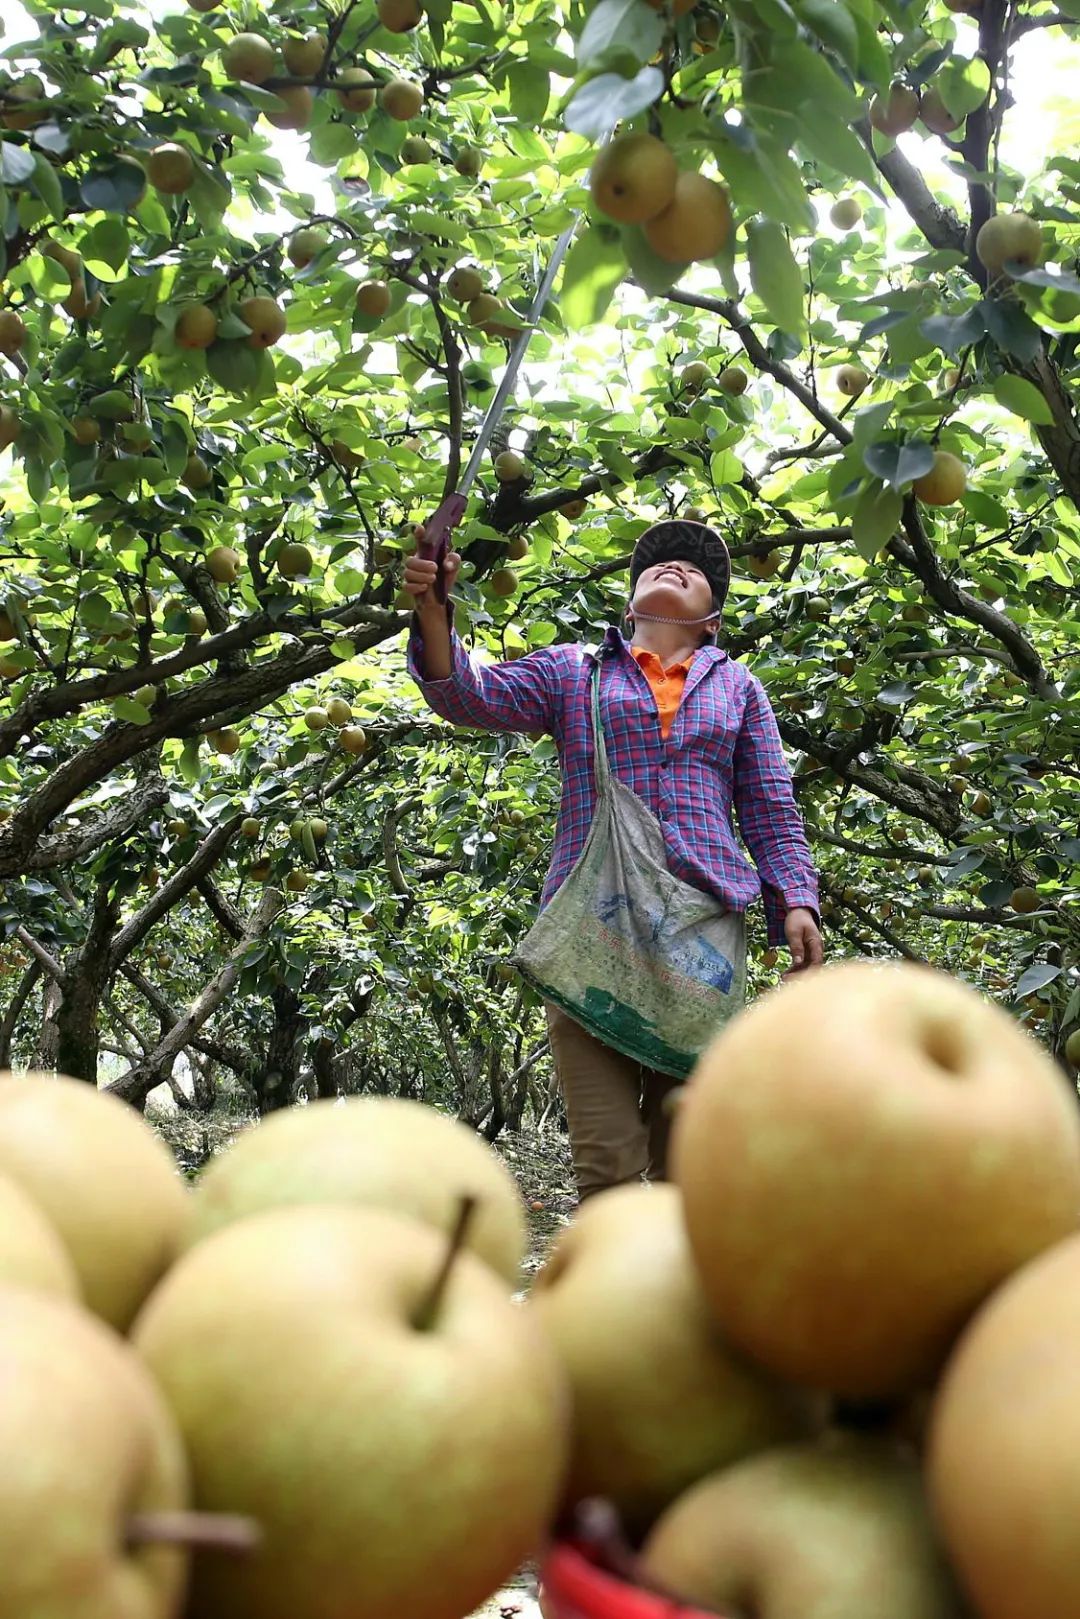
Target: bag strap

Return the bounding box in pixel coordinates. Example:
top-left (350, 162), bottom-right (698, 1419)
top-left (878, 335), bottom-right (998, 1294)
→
top-left (589, 659), bottom-right (610, 793)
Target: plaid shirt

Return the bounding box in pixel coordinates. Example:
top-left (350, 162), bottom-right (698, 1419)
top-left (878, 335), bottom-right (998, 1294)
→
top-left (408, 624), bottom-right (818, 948)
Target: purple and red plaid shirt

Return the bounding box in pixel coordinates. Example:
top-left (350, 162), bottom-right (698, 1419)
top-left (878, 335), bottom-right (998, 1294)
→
top-left (408, 624), bottom-right (818, 948)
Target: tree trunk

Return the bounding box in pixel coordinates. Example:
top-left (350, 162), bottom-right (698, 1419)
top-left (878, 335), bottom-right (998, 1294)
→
top-left (36, 978), bottom-right (62, 1069)
top-left (483, 1059), bottom-right (507, 1143)
top-left (259, 984), bottom-right (303, 1113)
top-left (310, 1035), bottom-right (339, 1100)
top-left (52, 878), bottom-right (123, 1083)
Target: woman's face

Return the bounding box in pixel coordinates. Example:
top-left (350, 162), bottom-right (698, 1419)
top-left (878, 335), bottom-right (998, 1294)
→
top-left (632, 559), bottom-right (715, 623)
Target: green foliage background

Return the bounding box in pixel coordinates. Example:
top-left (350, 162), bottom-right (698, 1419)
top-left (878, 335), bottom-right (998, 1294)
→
top-left (0, 0), bottom-right (1077, 1121)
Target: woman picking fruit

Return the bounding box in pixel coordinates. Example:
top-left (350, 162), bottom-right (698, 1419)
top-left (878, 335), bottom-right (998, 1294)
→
top-left (404, 518), bottom-right (822, 1201)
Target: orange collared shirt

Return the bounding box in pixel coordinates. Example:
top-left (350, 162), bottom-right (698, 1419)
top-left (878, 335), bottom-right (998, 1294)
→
top-left (631, 645), bottom-right (693, 740)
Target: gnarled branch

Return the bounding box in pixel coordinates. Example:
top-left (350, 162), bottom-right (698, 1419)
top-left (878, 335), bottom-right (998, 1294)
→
top-left (108, 818), bottom-right (240, 972)
top-left (197, 875), bottom-right (245, 940)
top-left (382, 795), bottom-right (422, 898)
top-left (0, 958), bottom-right (41, 1067)
top-left (107, 887), bottom-right (283, 1104)
top-left (17, 775), bottom-right (169, 874)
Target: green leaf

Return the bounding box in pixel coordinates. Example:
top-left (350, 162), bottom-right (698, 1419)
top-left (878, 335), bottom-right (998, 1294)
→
top-left (863, 438), bottom-right (934, 489)
top-left (850, 401), bottom-right (894, 448)
top-left (852, 480), bottom-right (903, 559)
top-left (727, 0), bottom-right (799, 38)
top-left (934, 56), bottom-right (992, 120)
top-left (577, 0), bottom-right (663, 69)
top-left (80, 217), bottom-right (130, 276)
top-left (746, 218), bottom-right (805, 335)
top-left (564, 67), bottom-right (663, 139)
top-left (992, 373), bottom-right (1055, 425)
top-left (772, 37), bottom-right (859, 121)
top-left (795, 112), bottom-right (878, 188)
top-left (507, 61), bottom-right (551, 124)
top-left (186, 162), bottom-right (231, 227)
top-left (980, 298), bottom-right (1042, 363)
top-left (113, 696), bottom-right (152, 724)
top-left (26, 254), bottom-right (71, 297)
top-left (621, 223), bottom-right (687, 294)
top-left (408, 209), bottom-right (470, 242)
top-left (886, 314), bottom-right (935, 366)
top-left (1011, 266), bottom-right (1080, 296)
top-left (712, 133), bottom-right (815, 234)
top-left (860, 308), bottom-right (912, 342)
top-left (795, 0), bottom-right (859, 73)
top-left (849, 5), bottom-right (891, 87)
top-left (179, 737), bottom-right (203, 785)
top-left (1016, 962), bottom-right (1061, 996)
top-left (961, 490), bottom-right (1009, 527)
top-left (894, 438), bottom-right (936, 487)
top-left (80, 157), bottom-right (147, 213)
top-left (89, 18), bottom-right (150, 65)
top-left (88, 389), bottom-right (134, 421)
top-left (78, 590), bottom-right (115, 628)
top-left (0, 143), bottom-right (35, 186)
top-left (560, 224), bottom-right (627, 329)
top-left (206, 339), bottom-right (262, 394)
top-left (710, 447), bottom-right (744, 485)
top-left (309, 123), bottom-right (360, 166)
top-left (920, 304), bottom-right (987, 356)
top-left (30, 152), bottom-right (64, 221)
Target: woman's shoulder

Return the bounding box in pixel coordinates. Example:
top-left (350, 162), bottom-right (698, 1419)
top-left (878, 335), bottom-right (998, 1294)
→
top-left (712, 647), bottom-right (754, 686)
top-left (527, 640), bottom-right (589, 674)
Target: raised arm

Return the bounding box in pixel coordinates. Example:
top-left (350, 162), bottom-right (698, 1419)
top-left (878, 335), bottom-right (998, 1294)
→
top-left (403, 545), bottom-right (560, 735)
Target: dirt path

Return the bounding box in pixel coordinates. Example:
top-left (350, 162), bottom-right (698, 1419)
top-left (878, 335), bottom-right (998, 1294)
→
top-left (496, 1125), bottom-right (576, 1283)
top-left (471, 1583), bottom-right (544, 1619)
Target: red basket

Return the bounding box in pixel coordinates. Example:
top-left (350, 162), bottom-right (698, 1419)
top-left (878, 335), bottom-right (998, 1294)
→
top-left (538, 1540), bottom-right (724, 1619)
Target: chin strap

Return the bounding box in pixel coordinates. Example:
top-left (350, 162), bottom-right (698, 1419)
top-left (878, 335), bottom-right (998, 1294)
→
top-left (628, 610), bottom-right (720, 627)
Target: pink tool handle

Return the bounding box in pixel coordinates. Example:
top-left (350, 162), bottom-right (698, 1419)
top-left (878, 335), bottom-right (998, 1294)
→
top-left (415, 493), bottom-right (468, 602)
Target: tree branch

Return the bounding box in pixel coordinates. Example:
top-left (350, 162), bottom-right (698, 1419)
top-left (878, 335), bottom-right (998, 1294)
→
top-left (161, 557), bottom-right (234, 642)
top-left (109, 818), bottom-right (239, 972)
top-left (120, 965), bottom-right (250, 1073)
top-left (0, 596), bottom-right (400, 760)
top-left (861, 92), bottom-right (1080, 514)
top-left (807, 823), bottom-right (950, 865)
top-left (0, 613), bottom-right (400, 877)
top-left (665, 289), bottom-right (851, 443)
top-left (1012, 9), bottom-right (1076, 31)
top-left (197, 875), bottom-right (245, 940)
top-left (107, 888), bottom-right (283, 1104)
top-left (0, 958), bottom-right (41, 1066)
top-left (18, 775), bottom-right (169, 873)
top-left (857, 119), bottom-right (968, 255)
top-left (776, 718), bottom-right (963, 835)
top-left (13, 927), bottom-right (64, 982)
top-left (103, 992), bottom-right (149, 1058)
top-left (382, 795), bottom-right (421, 898)
top-left (898, 503), bottom-right (1056, 697)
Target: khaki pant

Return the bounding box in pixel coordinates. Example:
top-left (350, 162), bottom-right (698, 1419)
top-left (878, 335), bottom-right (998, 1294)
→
top-left (545, 1003), bottom-right (682, 1202)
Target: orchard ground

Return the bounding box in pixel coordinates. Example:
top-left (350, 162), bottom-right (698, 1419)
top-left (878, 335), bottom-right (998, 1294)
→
top-left (152, 1085), bottom-right (577, 1280)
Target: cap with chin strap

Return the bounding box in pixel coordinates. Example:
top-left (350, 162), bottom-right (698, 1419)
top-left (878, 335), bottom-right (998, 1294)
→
top-left (629, 519), bottom-right (731, 616)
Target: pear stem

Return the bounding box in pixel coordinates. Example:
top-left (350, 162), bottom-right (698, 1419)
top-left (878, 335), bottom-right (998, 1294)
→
top-left (125, 1511), bottom-right (263, 1557)
top-left (412, 1194), bottom-right (478, 1331)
